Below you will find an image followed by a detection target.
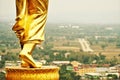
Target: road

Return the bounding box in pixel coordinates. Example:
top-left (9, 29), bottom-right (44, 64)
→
top-left (78, 38), bottom-right (94, 52)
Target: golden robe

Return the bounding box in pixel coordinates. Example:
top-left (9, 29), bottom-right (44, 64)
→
top-left (12, 0), bottom-right (49, 44)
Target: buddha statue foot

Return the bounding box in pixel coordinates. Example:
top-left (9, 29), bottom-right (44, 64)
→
top-left (21, 60), bottom-right (30, 68)
top-left (19, 53), bottom-right (42, 68)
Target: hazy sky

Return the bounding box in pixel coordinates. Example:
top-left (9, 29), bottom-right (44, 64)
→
top-left (0, 0), bottom-right (120, 24)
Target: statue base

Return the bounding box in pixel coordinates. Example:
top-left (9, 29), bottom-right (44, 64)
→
top-left (6, 66), bottom-right (59, 80)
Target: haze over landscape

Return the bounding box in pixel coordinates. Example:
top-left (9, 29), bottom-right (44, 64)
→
top-left (0, 0), bottom-right (120, 24)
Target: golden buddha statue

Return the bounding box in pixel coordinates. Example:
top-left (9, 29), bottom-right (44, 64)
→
top-left (12, 0), bottom-right (49, 68)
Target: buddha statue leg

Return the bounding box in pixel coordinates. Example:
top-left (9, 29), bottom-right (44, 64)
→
top-left (19, 42), bottom-right (42, 68)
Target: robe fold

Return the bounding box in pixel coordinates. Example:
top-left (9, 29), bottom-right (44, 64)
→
top-left (12, 0), bottom-right (49, 44)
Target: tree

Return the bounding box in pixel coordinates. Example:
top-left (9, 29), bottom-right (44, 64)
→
top-left (1, 49), bottom-right (6, 53)
top-left (107, 74), bottom-right (118, 80)
top-left (101, 44), bottom-right (107, 50)
top-left (59, 65), bottom-right (79, 80)
top-left (110, 56), bottom-right (118, 66)
top-left (118, 54), bottom-right (120, 63)
top-left (0, 72), bottom-right (5, 80)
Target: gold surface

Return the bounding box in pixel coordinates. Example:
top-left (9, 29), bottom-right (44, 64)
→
top-left (6, 66), bottom-right (59, 80)
top-left (12, 0), bottom-right (49, 68)
top-left (12, 0), bottom-right (49, 43)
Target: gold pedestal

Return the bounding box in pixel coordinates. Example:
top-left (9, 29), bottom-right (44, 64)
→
top-left (6, 66), bottom-right (59, 80)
